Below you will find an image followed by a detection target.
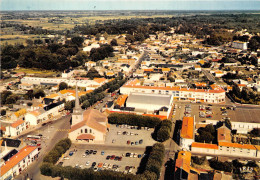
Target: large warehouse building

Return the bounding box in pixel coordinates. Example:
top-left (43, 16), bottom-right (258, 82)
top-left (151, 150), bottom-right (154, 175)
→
top-left (125, 92), bottom-right (174, 116)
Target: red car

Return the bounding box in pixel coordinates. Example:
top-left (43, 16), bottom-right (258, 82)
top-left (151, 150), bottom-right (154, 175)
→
top-left (118, 157), bottom-right (122, 161)
top-left (127, 140), bottom-right (131, 145)
top-left (110, 155), bottom-right (115, 160)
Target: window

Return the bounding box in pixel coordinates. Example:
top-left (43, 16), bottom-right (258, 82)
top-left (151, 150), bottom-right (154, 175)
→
top-left (85, 129), bottom-right (88, 133)
top-left (81, 129), bottom-right (83, 133)
top-left (90, 129), bottom-right (92, 133)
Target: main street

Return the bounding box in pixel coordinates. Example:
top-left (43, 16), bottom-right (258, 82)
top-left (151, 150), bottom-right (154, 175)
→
top-left (15, 115), bottom-right (71, 180)
top-left (202, 69), bottom-right (216, 83)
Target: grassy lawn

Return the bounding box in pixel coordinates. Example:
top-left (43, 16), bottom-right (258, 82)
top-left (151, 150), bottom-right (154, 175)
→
top-left (13, 68), bottom-right (58, 76)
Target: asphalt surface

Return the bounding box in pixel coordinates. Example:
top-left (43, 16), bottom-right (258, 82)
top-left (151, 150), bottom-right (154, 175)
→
top-left (15, 115), bottom-right (71, 180)
top-left (202, 69), bottom-right (216, 83)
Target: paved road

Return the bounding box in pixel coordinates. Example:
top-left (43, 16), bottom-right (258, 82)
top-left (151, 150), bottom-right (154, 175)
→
top-left (159, 104), bottom-right (184, 180)
top-left (202, 69), bottom-right (216, 83)
top-left (15, 115), bottom-right (71, 180)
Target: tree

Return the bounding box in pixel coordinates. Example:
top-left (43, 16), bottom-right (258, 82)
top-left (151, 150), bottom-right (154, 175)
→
top-left (27, 102), bottom-right (33, 106)
top-left (1, 90), bottom-right (12, 104)
top-left (110, 39), bottom-right (118, 46)
top-left (71, 37), bottom-right (84, 47)
top-left (33, 89), bottom-right (45, 99)
top-left (156, 127), bottom-right (170, 142)
top-left (1, 110), bottom-right (6, 116)
top-left (59, 82), bottom-right (68, 91)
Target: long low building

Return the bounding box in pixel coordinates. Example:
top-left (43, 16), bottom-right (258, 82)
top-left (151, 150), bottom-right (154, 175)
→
top-left (125, 93), bottom-right (173, 114)
top-left (0, 145), bottom-right (39, 180)
top-left (120, 83), bottom-right (225, 104)
top-left (191, 142), bottom-right (260, 158)
top-left (20, 77), bottom-right (101, 89)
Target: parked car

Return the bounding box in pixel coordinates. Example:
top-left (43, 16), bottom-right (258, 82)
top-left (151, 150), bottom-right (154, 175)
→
top-left (110, 155), bottom-right (115, 160)
top-left (101, 151), bottom-right (105, 155)
top-left (69, 151), bottom-right (74, 156)
top-left (127, 140), bottom-right (131, 145)
top-left (86, 161), bottom-right (90, 166)
top-left (138, 154), bottom-right (142, 158)
top-left (118, 157), bottom-right (122, 161)
top-left (139, 139), bottom-right (143, 144)
top-left (97, 163), bottom-right (103, 168)
top-left (93, 150), bottom-right (97, 155)
top-left (126, 153), bottom-right (130, 157)
top-left (106, 156), bottom-right (111, 160)
top-left (92, 162), bottom-right (96, 167)
top-left (58, 162), bottom-right (63, 166)
top-left (135, 141), bottom-right (139, 145)
top-left (63, 156), bottom-right (69, 160)
top-left (206, 115), bottom-right (212, 118)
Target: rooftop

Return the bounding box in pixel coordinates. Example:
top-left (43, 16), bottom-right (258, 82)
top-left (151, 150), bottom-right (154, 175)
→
top-left (180, 116), bottom-right (194, 139)
top-left (1, 146), bottom-right (37, 176)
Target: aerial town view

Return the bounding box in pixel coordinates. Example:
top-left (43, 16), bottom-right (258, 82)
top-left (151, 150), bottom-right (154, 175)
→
top-left (1, 0), bottom-right (260, 180)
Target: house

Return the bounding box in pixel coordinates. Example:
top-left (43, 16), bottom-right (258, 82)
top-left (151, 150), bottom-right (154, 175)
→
top-left (11, 109), bottom-right (27, 121)
top-left (5, 120), bottom-right (29, 137)
top-left (232, 41), bottom-right (248, 50)
top-left (68, 86), bottom-right (109, 143)
top-left (180, 117), bottom-right (195, 150)
top-left (174, 151), bottom-right (200, 180)
top-left (25, 101), bottom-right (64, 125)
top-left (18, 83), bottom-right (33, 90)
top-left (0, 145), bottom-right (39, 180)
top-left (217, 125), bottom-right (232, 143)
top-left (191, 142), bottom-right (218, 154)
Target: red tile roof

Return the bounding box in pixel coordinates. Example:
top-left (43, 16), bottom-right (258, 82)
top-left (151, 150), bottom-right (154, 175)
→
top-left (70, 109), bottom-right (107, 134)
top-left (192, 142), bottom-right (218, 149)
top-left (1, 146), bottom-right (37, 176)
top-left (180, 117), bottom-right (194, 139)
top-left (122, 85), bottom-right (225, 93)
top-left (77, 134), bottom-right (95, 140)
top-left (219, 142), bottom-right (256, 150)
top-left (11, 119), bottom-right (24, 128)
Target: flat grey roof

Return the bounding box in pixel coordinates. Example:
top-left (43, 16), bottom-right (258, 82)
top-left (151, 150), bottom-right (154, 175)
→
top-left (126, 93), bottom-right (172, 106)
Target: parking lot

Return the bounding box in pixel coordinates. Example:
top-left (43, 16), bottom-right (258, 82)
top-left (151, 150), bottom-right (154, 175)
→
top-left (60, 146), bottom-right (144, 174)
top-left (58, 124), bottom-right (157, 174)
top-left (174, 102), bottom-right (260, 123)
top-left (105, 124), bottom-right (156, 147)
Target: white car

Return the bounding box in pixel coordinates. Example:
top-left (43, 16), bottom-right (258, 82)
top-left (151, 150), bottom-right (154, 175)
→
top-left (86, 161), bottom-right (90, 166)
top-left (130, 153), bottom-right (134, 158)
top-left (133, 153), bottom-right (138, 158)
top-left (103, 163), bottom-right (108, 168)
top-left (108, 164), bottom-right (112, 169)
top-left (63, 156), bottom-right (69, 160)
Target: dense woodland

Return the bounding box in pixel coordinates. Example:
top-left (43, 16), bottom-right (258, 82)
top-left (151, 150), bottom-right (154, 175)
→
top-left (1, 13), bottom-right (260, 72)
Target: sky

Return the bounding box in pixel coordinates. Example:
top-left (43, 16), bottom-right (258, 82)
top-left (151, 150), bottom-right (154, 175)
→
top-left (1, 0), bottom-right (260, 11)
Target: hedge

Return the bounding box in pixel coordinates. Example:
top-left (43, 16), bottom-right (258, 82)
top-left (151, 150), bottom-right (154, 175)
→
top-left (42, 138), bottom-right (71, 164)
top-left (108, 113), bottom-right (161, 128)
top-left (153, 120), bottom-right (172, 142)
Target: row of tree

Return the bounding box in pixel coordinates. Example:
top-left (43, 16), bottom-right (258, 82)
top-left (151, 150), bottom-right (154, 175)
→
top-left (43, 138), bottom-right (71, 164)
top-left (108, 113), bottom-right (161, 128)
top-left (64, 76), bottom-right (126, 111)
top-left (142, 143), bottom-right (165, 179)
top-left (229, 84), bottom-right (260, 104)
top-left (153, 120), bottom-right (172, 142)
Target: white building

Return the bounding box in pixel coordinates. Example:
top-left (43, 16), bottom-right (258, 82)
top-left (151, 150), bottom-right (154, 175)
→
top-left (25, 102), bottom-right (64, 125)
top-left (21, 77), bottom-right (100, 90)
top-left (232, 41), bottom-right (248, 50)
top-left (125, 93), bottom-right (173, 116)
top-left (120, 82), bottom-right (226, 104)
top-left (180, 116), bottom-right (195, 150)
top-left (0, 146), bottom-right (39, 180)
top-left (68, 86), bottom-right (109, 143)
top-left (5, 120), bottom-right (29, 137)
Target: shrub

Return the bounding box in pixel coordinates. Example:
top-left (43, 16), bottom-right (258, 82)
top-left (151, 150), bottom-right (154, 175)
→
top-left (192, 156), bottom-right (206, 165)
